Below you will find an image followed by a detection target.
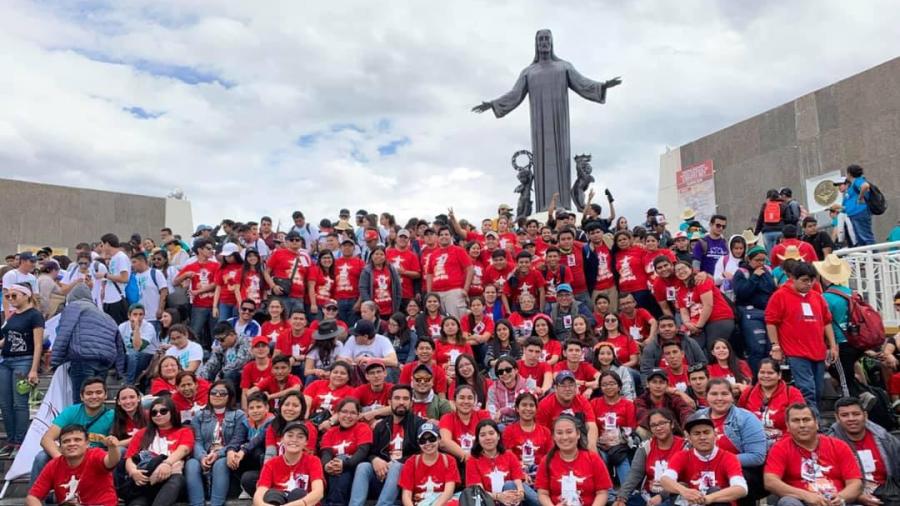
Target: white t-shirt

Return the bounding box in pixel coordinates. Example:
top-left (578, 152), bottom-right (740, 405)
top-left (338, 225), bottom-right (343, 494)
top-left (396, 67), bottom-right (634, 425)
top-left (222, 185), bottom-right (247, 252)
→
top-left (133, 268), bottom-right (165, 321)
top-left (307, 340), bottom-right (344, 369)
top-left (118, 320), bottom-right (160, 353)
top-left (165, 340), bottom-right (204, 369)
top-left (339, 334), bottom-right (394, 361)
top-left (90, 261), bottom-right (106, 307)
top-left (2, 269), bottom-right (37, 293)
top-left (102, 251), bottom-right (131, 304)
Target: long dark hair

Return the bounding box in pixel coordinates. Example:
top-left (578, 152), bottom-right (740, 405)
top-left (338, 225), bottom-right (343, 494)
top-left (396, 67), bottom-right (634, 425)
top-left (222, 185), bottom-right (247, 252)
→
top-left (598, 313), bottom-right (625, 340)
top-left (387, 312), bottom-right (411, 346)
top-left (139, 396), bottom-right (182, 450)
top-left (272, 391), bottom-right (308, 436)
top-left (592, 342), bottom-right (622, 371)
top-left (610, 230), bottom-right (634, 283)
top-left (675, 259), bottom-right (699, 289)
top-left (543, 414), bottom-right (588, 475)
top-left (317, 249), bottom-right (335, 278)
top-left (308, 334), bottom-right (338, 370)
top-left (440, 315), bottom-right (464, 345)
top-left (112, 385), bottom-right (146, 439)
top-left (241, 249), bottom-right (265, 287)
top-left (571, 314), bottom-right (596, 347)
top-left (489, 320), bottom-right (520, 358)
top-left (205, 380), bottom-right (237, 411)
top-left (470, 419), bottom-right (505, 458)
top-left (646, 407), bottom-right (681, 436)
top-left (466, 295), bottom-right (487, 331)
top-left (710, 338), bottom-right (750, 384)
top-left (159, 309), bottom-right (181, 341)
top-left (453, 354), bottom-right (487, 407)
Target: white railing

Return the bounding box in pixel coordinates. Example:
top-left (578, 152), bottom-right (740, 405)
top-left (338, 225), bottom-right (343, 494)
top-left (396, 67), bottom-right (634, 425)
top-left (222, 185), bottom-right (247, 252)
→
top-left (834, 240), bottom-right (900, 328)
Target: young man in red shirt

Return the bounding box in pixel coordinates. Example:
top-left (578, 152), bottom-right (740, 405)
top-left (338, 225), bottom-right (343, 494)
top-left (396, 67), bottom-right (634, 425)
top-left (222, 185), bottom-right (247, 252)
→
top-left (482, 249), bottom-right (514, 294)
top-left (334, 238), bottom-right (365, 325)
top-left (174, 238), bottom-right (219, 348)
top-left (536, 371), bottom-right (598, 451)
top-left (770, 225), bottom-right (818, 268)
top-left (539, 247), bottom-right (573, 306)
top-left (829, 397), bottom-right (897, 505)
top-left (425, 226), bottom-right (474, 318)
top-left (765, 262), bottom-right (838, 416)
top-left (352, 359), bottom-right (394, 423)
top-left (764, 403), bottom-right (862, 506)
top-left (585, 222), bottom-right (617, 311)
top-left (652, 256), bottom-right (682, 317)
top-left (517, 337), bottom-right (553, 395)
top-left (241, 335), bottom-right (273, 410)
top-left (27, 425), bottom-right (120, 506)
top-left (553, 340), bottom-right (600, 397)
top-left (556, 228), bottom-right (589, 305)
top-left (265, 230), bottom-right (313, 319)
top-left (661, 412), bottom-right (748, 505)
top-left (386, 229), bottom-right (421, 307)
top-left (502, 251), bottom-right (546, 314)
top-left (660, 341), bottom-right (693, 399)
top-left (618, 292), bottom-right (658, 344)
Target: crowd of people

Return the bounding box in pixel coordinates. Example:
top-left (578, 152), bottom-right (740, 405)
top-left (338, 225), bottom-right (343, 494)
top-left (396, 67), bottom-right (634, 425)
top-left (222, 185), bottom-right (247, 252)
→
top-left (1, 163), bottom-right (898, 506)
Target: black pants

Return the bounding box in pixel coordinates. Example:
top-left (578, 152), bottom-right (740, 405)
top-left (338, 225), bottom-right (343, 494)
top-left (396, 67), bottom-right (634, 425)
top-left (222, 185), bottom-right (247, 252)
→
top-left (738, 465), bottom-right (765, 506)
top-left (104, 299), bottom-right (129, 325)
top-left (125, 474), bottom-right (186, 506)
top-left (264, 488), bottom-right (307, 505)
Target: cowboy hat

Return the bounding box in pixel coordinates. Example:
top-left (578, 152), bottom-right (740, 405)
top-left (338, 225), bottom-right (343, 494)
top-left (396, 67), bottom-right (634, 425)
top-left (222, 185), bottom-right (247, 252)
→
top-left (313, 320), bottom-right (347, 341)
top-left (740, 229), bottom-right (761, 245)
top-left (680, 208), bottom-right (696, 221)
top-left (776, 245), bottom-right (804, 261)
top-left (601, 233), bottom-right (614, 249)
top-left (814, 254), bottom-right (851, 285)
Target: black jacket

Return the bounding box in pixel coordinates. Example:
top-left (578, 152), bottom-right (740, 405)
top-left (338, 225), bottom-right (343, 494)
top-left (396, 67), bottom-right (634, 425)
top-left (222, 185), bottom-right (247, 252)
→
top-left (368, 411), bottom-right (425, 464)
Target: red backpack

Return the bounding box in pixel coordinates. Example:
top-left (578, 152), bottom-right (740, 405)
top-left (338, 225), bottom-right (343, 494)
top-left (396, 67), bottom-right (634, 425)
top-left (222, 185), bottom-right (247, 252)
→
top-left (825, 288), bottom-right (886, 350)
top-left (763, 200), bottom-right (783, 224)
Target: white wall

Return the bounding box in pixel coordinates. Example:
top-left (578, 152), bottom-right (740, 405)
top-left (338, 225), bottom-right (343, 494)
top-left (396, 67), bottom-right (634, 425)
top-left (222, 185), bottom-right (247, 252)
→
top-left (164, 198), bottom-right (194, 241)
top-left (657, 147), bottom-right (681, 227)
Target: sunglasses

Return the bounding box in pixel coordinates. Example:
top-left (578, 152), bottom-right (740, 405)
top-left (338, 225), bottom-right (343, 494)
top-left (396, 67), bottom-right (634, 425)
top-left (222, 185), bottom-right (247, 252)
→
top-left (713, 223), bottom-right (726, 228)
top-left (413, 376), bottom-right (432, 384)
top-left (209, 389), bottom-right (228, 397)
top-left (4, 293), bottom-right (20, 300)
top-left (324, 306), bottom-right (338, 311)
top-left (240, 307), bottom-right (255, 313)
top-left (288, 238), bottom-right (302, 242)
top-left (418, 434), bottom-right (438, 444)
top-left (150, 408), bottom-right (170, 417)
top-left (688, 363), bottom-right (707, 373)
top-left (604, 317), bottom-right (618, 322)
top-left (496, 367), bottom-right (515, 375)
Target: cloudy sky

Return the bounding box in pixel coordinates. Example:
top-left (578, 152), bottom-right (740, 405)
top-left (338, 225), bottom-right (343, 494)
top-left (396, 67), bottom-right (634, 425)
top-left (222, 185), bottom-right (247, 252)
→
top-left (2, 1), bottom-right (898, 230)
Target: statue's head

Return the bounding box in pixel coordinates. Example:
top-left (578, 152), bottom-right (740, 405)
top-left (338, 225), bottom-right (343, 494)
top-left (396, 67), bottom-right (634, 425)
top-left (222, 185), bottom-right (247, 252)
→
top-left (516, 168), bottom-right (531, 183)
top-left (575, 154), bottom-right (592, 174)
top-left (533, 29), bottom-right (557, 62)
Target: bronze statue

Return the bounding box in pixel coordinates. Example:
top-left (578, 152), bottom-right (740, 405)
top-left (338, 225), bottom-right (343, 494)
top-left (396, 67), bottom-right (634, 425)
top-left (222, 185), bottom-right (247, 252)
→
top-left (571, 154), bottom-right (594, 211)
top-left (473, 29), bottom-right (621, 211)
top-left (512, 150), bottom-right (534, 219)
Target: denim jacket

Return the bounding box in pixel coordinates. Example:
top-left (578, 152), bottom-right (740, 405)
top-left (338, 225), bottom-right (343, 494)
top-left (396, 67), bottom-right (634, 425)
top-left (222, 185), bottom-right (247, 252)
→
top-left (192, 409), bottom-right (248, 460)
top-left (697, 405), bottom-right (767, 467)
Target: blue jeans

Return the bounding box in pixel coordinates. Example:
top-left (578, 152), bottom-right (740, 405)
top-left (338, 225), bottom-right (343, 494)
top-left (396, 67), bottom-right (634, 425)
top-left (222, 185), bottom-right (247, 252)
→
top-left (67, 359), bottom-right (109, 405)
top-left (278, 297), bottom-right (305, 319)
top-left (217, 303), bottom-right (237, 323)
top-left (849, 209), bottom-right (875, 246)
top-left (125, 351), bottom-right (153, 385)
top-left (600, 448), bottom-right (632, 491)
top-left (739, 307), bottom-right (769, 374)
top-left (786, 356), bottom-right (824, 417)
top-left (191, 306), bottom-right (215, 349)
top-left (0, 356), bottom-right (34, 444)
top-left (337, 298), bottom-right (359, 327)
top-left (185, 457), bottom-right (233, 506)
top-left (350, 460), bottom-right (403, 506)
top-left (325, 468), bottom-right (356, 506)
top-left (626, 493), bottom-right (675, 506)
top-left (762, 231), bottom-right (782, 254)
top-left (30, 450), bottom-right (51, 486)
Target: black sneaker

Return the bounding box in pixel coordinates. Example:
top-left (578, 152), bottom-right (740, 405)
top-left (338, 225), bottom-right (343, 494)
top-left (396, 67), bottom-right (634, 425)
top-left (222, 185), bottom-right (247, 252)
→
top-left (0, 444), bottom-right (14, 458)
top-left (859, 391), bottom-right (877, 412)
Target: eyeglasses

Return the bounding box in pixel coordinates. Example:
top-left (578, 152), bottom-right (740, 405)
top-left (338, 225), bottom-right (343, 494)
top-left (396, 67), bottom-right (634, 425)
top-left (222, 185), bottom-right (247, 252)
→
top-left (688, 363), bottom-right (708, 373)
top-left (240, 307), bottom-right (255, 313)
top-left (413, 376), bottom-right (432, 384)
top-left (288, 238), bottom-right (302, 242)
top-left (604, 317), bottom-right (618, 322)
top-left (4, 294), bottom-right (20, 300)
top-left (150, 408), bottom-right (170, 417)
top-left (713, 223), bottom-right (726, 229)
top-left (324, 306), bottom-right (338, 311)
top-left (496, 367), bottom-right (515, 375)
top-left (209, 390), bottom-right (228, 397)
top-left (77, 262), bottom-right (89, 267)
top-left (418, 435), bottom-right (438, 444)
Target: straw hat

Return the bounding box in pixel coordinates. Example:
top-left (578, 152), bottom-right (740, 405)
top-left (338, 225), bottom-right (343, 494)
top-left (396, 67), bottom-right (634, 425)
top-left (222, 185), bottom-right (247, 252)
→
top-left (777, 245), bottom-right (804, 261)
top-left (680, 208), bottom-right (696, 221)
top-left (740, 229), bottom-right (761, 246)
top-left (814, 254), bottom-right (851, 285)
top-left (602, 233), bottom-right (614, 249)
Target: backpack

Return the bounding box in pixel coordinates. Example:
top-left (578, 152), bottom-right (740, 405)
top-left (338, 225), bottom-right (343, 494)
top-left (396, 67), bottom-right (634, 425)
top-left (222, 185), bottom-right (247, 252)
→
top-left (124, 272), bottom-right (141, 305)
top-left (866, 182), bottom-right (888, 215)
top-left (763, 200), bottom-right (783, 225)
top-left (458, 485), bottom-right (496, 506)
top-left (825, 288), bottom-right (885, 351)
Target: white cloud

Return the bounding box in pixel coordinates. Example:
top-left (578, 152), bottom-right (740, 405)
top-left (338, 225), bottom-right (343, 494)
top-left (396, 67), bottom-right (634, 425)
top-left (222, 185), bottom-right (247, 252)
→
top-left (1, 0), bottom-right (899, 231)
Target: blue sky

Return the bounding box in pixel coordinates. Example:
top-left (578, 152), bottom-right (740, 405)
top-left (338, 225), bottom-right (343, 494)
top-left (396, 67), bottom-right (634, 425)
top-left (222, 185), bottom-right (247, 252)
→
top-left (1, 0), bottom-right (899, 229)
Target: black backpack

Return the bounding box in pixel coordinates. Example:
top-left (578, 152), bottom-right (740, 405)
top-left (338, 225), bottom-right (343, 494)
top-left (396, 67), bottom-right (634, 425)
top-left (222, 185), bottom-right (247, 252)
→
top-left (458, 485), bottom-right (496, 506)
top-left (867, 182), bottom-right (887, 215)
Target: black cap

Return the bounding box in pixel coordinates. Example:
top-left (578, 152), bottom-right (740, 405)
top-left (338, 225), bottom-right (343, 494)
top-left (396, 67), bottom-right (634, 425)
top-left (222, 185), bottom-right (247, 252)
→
top-left (779, 187), bottom-right (793, 197)
top-left (351, 319), bottom-right (375, 338)
top-left (339, 208), bottom-right (351, 217)
top-left (684, 412), bottom-right (715, 432)
top-left (356, 209), bottom-right (368, 217)
top-left (282, 421), bottom-right (310, 437)
top-left (647, 208), bottom-right (659, 216)
top-left (319, 219), bottom-right (333, 229)
top-left (285, 231), bottom-right (301, 240)
top-left (647, 368), bottom-right (668, 382)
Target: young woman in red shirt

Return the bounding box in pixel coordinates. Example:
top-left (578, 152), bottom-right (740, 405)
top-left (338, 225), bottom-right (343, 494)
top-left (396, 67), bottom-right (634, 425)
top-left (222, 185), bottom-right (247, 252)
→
top-left (239, 249), bottom-right (268, 308)
top-left (673, 260), bottom-right (735, 350)
top-left (439, 384), bottom-right (491, 464)
top-left (708, 338), bottom-right (752, 395)
top-left (737, 358), bottom-right (805, 446)
top-left (502, 392), bottom-right (552, 485)
top-left (461, 295), bottom-right (494, 349)
top-left (260, 298), bottom-right (290, 347)
top-left (212, 244), bottom-right (243, 321)
top-left (535, 415), bottom-right (612, 506)
top-left (149, 355), bottom-right (182, 396)
top-left (304, 361), bottom-right (354, 425)
top-left (111, 385), bottom-right (146, 450)
top-left (319, 398), bottom-right (373, 506)
top-left (612, 408), bottom-right (686, 506)
top-left (254, 421), bottom-right (324, 506)
top-left (591, 371), bottom-right (638, 485)
top-left (448, 353), bottom-right (492, 411)
top-left (466, 241), bottom-right (486, 297)
top-left (434, 316), bottom-right (472, 372)
top-left (596, 313), bottom-right (639, 370)
top-left (530, 314), bottom-right (561, 366)
top-left (466, 419), bottom-right (529, 505)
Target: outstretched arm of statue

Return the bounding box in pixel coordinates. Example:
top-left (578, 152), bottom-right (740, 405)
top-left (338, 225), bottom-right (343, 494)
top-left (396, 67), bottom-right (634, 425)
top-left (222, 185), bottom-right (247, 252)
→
top-left (604, 76), bottom-right (623, 89)
top-left (472, 101), bottom-right (492, 113)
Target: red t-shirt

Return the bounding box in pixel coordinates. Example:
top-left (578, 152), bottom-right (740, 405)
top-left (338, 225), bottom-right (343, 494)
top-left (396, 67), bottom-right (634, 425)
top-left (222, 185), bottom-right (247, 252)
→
top-left (264, 422), bottom-right (318, 456)
top-left (126, 426), bottom-right (195, 458)
top-left (303, 379), bottom-right (353, 414)
top-left (541, 264), bottom-right (574, 303)
top-left (348, 381), bottom-right (391, 412)
top-left (333, 257), bottom-right (364, 300)
top-left (707, 362), bottom-right (752, 385)
top-left (502, 422), bottom-right (552, 469)
top-left (517, 360), bottom-right (550, 391)
top-left (676, 278), bottom-right (734, 324)
top-left (370, 266), bottom-right (395, 316)
top-left (535, 450), bottom-right (612, 506)
top-left (764, 284), bottom-right (832, 361)
top-left (615, 246), bottom-right (650, 294)
top-left (386, 248), bottom-right (420, 300)
top-left (482, 264), bottom-right (513, 293)
top-left (215, 263), bottom-right (243, 305)
top-left (590, 397), bottom-right (637, 434)
top-left (320, 422), bottom-right (373, 457)
top-left (465, 451), bottom-right (525, 491)
top-left (398, 453), bottom-right (461, 496)
top-left (644, 436), bottom-right (686, 492)
top-left (770, 239), bottom-right (818, 268)
top-left (309, 266), bottom-right (335, 306)
top-left (434, 341), bottom-right (473, 368)
top-left (591, 243), bottom-right (616, 291)
top-left (255, 375), bottom-right (303, 408)
top-left (503, 269), bottom-right (546, 304)
top-left (553, 361), bottom-right (599, 395)
top-left (662, 366), bottom-right (690, 393)
top-left (850, 431), bottom-right (888, 489)
top-left (619, 308), bottom-right (655, 342)
top-left (423, 314), bottom-right (444, 338)
top-left (601, 334), bottom-right (639, 365)
top-left (241, 360), bottom-right (273, 390)
top-left (460, 315), bottom-right (494, 338)
top-left (261, 320), bottom-right (291, 346)
top-left (652, 275), bottom-right (683, 307)
top-left (427, 245), bottom-right (472, 292)
top-left (240, 269), bottom-right (266, 306)
top-left (765, 436), bottom-right (861, 496)
top-left (468, 260), bottom-right (485, 297)
top-left (171, 379), bottom-right (211, 421)
top-left (399, 361), bottom-right (448, 394)
top-left (507, 312), bottom-right (541, 340)
top-left (712, 415), bottom-right (740, 454)
top-left (666, 448), bottom-right (744, 504)
top-left (643, 248), bottom-right (676, 276)
top-left (536, 393), bottom-right (596, 430)
top-left (738, 382), bottom-right (806, 442)
top-left (276, 328), bottom-right (313, 360)
top-left (559, 244), bottom-right (588, 294)
top-left (267, 249), bottom-right (310, 299)
top-left (178, 260), bottom-right (220, 308)
top-left (537, 338), bottom-right (562, 363)
top-left (257, 453), bottom-right (324, 493)
top-left (438, 410), bottom-right (490, 454)
top-left (150, 377), bottom-right (177, 396)
top-left (29, 447), bottom-right (117, 506)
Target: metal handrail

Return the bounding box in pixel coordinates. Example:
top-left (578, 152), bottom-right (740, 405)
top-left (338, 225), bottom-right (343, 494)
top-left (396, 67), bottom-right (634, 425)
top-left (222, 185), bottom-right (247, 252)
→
top-left (835, 240), bottom-right (900, 328)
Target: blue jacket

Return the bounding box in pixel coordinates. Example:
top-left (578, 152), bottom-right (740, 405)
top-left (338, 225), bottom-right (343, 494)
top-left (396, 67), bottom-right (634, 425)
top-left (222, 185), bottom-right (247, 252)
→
top-left (732, 265), bottom-right (776, 309)
top-left (51, 284), bottom-right (125, 374)
top-left (697, 405), bottom-right (767, 467)
top-left (192, 409), bottom-right (248, 460)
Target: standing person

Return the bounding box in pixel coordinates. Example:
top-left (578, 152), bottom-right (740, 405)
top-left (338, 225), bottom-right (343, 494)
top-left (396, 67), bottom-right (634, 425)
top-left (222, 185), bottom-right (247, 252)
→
top-left (212, 242), bottom-right (243, 322)
top-left (425, 226), bottom-right (474, 318)
top-left (843, 164), bottom-right (875, 246)
top-left (555, 228), bottom-right (591, 306)
top-left (290, 210), bottom-right (321, 256)
top-left (334, 238), bottom-right (365, 325)
top-left (239, 249), bottom-right (268, 309)
top-left (660, 413), bottom-right (749, 505)
top-left (254, 421), bottom-right (325, 506)
top-left (360, 246), bottom-right (403, 319)
top-left (2, 251), bottom-right (37, 317)
top-left (174, 238), bottom-right (220, 349)
top-left (764, 404), bottom-right (863, 506)
top-left (816, 254), bottom-right (866, 400)
top-left (0, 282), bottom-right (44, 453)
top-left (611, 231), bottom-right (655, 314)
top-left (692, 214), bottom-right (729, 276)
top-left (26, 425), bottom-right (120, 506)
top-left (98, 233), bottom-right (132, 324)
top-left (765, 262), bottom-right (838, 416)
top-left (130, 253), bottom-right (168, 329)
top-left (714, 235), bottom-right (747, 300)
top-left (386, 229), bottom-right (421, 307)
top-left (265, 230), bottom-right (312, 318)
top-left (52, 283), bottom-right (126, 403)
top-left (614, 409), bottom-right (687, 506)
top-left (466, 419), bottom-right (531, 506)
top-left (503, 251), bottom-right (547, 314)
top-left (738, 359), bottom-right (806, 446)
top-left (770, 225), bottom-right (818, 268)
top-left (800, 217), bottom-right (834, 261)
top-left (535, 415), bottom-right (612, 506)
top-left (733, 245), bottom-right (776, 373)
top-left (755, 189), bottom-right (790, 252)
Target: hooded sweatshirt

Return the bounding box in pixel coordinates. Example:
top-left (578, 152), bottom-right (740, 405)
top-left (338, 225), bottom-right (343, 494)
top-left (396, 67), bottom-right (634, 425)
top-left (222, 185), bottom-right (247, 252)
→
top-left (51, 284), bottom-right (126, 373)
top-left (713, 235), bottom-right (744, 298)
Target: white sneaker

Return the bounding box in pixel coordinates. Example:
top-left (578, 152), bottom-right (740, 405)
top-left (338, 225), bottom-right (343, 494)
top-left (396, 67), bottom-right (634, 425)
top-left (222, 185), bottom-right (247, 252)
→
top-left (238, 490), bottom-right (251, 499)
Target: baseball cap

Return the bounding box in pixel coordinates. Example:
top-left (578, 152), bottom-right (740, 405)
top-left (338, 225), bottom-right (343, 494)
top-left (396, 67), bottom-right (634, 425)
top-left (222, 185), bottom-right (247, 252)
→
top-left (555, 210), bottom-right (569, 219)
top-left (18, 252), bottom-right (37, 262)
top-left (339, 208), bottom-right (351, 217)
top-left (647, 368), bottom-right (668, 382)
top-left (418, 422), bottom-right (440, 439)
top-left (485, 231), bottom-right (499, 239)
top-left (193, 224), bottom-right (213, 237)
top-left (251, 335), bottom-right (269, 347)
top-left (684, 412), bottom-right (715, 432)
top-left (285, 231), bottom-right (301, 240)
top-left (320, 219), bottom-right (333, 229)
top-left (340, 237), bottom-right (355, 246)
top-left (673, 231), bottom-right (688, 240)
top-left (356, 209), bottom-right (368, 217)
top-left (351, 320), bottom-right (375, 338)
top-left (554, 370), bottom-right (576, 385)
top-left (221, 242), bottom-right (240, 257)
top-left (364, 229), bottom-right (379, 242)
top-left (556, 283), bottom-right (573, 294)
top-left (397, 229), bottom-right (411, 238)
top-left (413, 363), bottom-right (434, 377)
top-left (498, 204), bottom-right (513, 211)
top-left (364, 358), bottom-right (386, 371)
top-left (282, 421), bottom-right (309, 437)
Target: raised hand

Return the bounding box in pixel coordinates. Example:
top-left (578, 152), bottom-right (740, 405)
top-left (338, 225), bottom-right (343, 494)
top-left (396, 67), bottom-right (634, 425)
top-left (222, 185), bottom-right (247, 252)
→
top-left (472, 102), bottom-right (492, 113)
